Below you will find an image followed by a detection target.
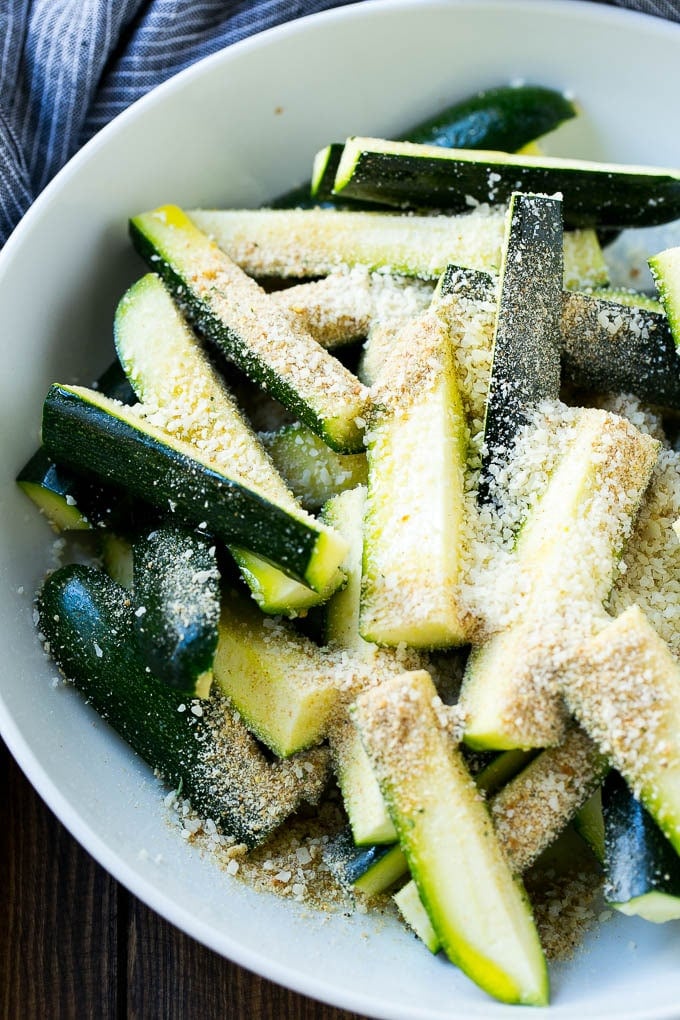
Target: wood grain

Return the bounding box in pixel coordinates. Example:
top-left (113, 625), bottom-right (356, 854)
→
top-left (1, 740), bottom-right (367, 1020)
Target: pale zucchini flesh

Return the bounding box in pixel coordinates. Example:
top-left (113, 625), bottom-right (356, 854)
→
top-left (115, 273), bottom-right (344, 614)
top-left (563, 604), bottom-right (680, 857)
top-left (261, 423), bottom-right (367, 512)
top-left (188, 207), bottom-right (607, 289)
top-left (130, 205), bottom-right (369, 453)
top-left (354, 669), bottom-right (549, 1006)
top-left (360, 311), bottom-right (469, 648)
top-left (461, 410), bottom-right (660, 749)
top-left (394, 881), bottom-right (441, 954)
top-left (213, 589), bottom-right (339, 757)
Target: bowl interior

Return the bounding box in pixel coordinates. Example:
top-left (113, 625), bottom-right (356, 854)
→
top-left (2, 2), bottom-right (680, 1017)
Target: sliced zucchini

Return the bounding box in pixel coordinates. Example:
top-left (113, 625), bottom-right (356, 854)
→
top-left (563, 603), bottom-right (680, 857)
top-left (188, 207), bottom-right (607, 288)
top-left (360, 309), bottom-right (469, 648)
top-left (212, 587), bottom-right (339, 757)
top-left (42, 384), bottom-right (346, 595)
top-left (405, 83), bottom-right (577, 152)
top-left (17, 448), bottom-right (92, 531)
top-left (310, 143), bottom-right (346, 202)
top-left (395, 729), bottom-right (601, 955)
top-left (353, 669), bottom-right (548, 1006)
top-left (260, 423), bottom-right (367, 512)
top-left (100, 531), bottom-right (134, 590)
top-left (38, 564), bottom-right (329, 847)
top-left (332, 137), bottom-right (680, 228)
top-left (132, 525), bottom-right (219, 698)
top-left (394, 881), bottom-right (441, 954)
top-left (310, 83), bottom-right (577, 203)
top-left (439, 264), bottom-right (680, 411)
top-left (475, 749), bottom-right (537, 798)
top-left (323, 486), bottom-right (408, 845)
top-left (479, 193), bottom-right (563, 498)
top-left (573, 789), bottom-right (605, 865)
top-left (323, 827), bottom-right (407, 897)
top-left (115, 273), bottom-right (343, 615)
top-left (461, 410), bottom-right (659, 749)
top-left (130, 205), bottom-right (369, 453)
top-left (17, 361), bottom-right (136, 533)
top-left (189, 205), bottom-right (506, 279)
top-left (649, 245), bottom-right (680, 343)
top-left (603, 770), bottom-right (680, 923)
top-left (490, 726), bottom-right (607, 874)
top-left (268, 270), bottom-right (373, 348)
top-left (561, 290), bottom-right (680, 408)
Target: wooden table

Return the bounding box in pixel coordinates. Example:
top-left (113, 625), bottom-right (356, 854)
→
top-left (1, 739), bottom-right (367, 1020)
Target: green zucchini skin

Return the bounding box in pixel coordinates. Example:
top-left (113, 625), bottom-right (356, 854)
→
top-left (480, 193), bottom-right (563, 498)
top-left (561, 291), bottom-right (680, 407)
top-left (333, 138), bottom-right (680, 229)
top-left (42, 384), bottom-right (323, 587)
top-left (132, 525), bottom-right (220, 696)
top-left (288, 84), bottom-right (576, 206)
top-left (603, 770), bottom-right (680, 919)
top-left (17, 361), bottom-right (137, 532)
top-left (129, 209), bottom-right (367, 454)
top-left (442, 264), bottom-right (680, 411)
top-left (39, 564), bottom-right (330, 847)
top-left (406, 84), bottom-right (576, 151)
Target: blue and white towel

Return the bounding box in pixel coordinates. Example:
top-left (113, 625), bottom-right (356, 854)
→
top-left (0, 0), bottom-right (678, 248)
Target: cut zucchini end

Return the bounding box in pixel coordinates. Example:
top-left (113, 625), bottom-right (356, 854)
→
top-left (359, 618), bottom-right (468, 651)
top-left (194, 670), bottom-right (213, 701)
top-left (439, 934), bottom-right (549, 1007)
top-left (304, 526), bottom-right (350, 595)
top-left (394, 881), bottom-right (441, 954)
top-left (17, 480), bottom-right (90, 531)
top-left (612, 892), bottom-right (680, 924)
top-left (319, 413), bottom-right (366, 455)
top-left (649, 246), bottom-right (680, 343)
top-left (230, 547), bottom-right (330, 616)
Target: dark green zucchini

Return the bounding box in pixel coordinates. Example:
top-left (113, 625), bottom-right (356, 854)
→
top-left (405, 83), bottom-right (576, 151)
top-left (132, 525), bottom-right (220, 698)
top-left (441, 263), bottom-right (680, 411)
top-left (17, 448), bottom-right (97, 531)
top-left (332, 137), bottom-right (680, 228)
top-left (38, 564), bottom-right (329, 847)
top-left (305, 84), bottom-right (576, 204)
top-left (17, 361), bottom-right (136, 532)
top-left (480, 193), bottom-right (563, 500)
top-left (561, 290), bottom-right (680, 407)
top-left (41, 384), bottom-right (346, 593)
top-left (603, 770), bottom-right (680, 923)
top-left (129, 205), bottom-right (369, 453)
top-left (322, 827), bottom-right (408, 897)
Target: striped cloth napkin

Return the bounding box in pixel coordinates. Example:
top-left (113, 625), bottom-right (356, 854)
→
top-left (0, 0), bottom-right (678, 248)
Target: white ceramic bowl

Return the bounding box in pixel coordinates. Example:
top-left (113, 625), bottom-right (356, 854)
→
top-left (3, 1), bottom-right (680, 1016)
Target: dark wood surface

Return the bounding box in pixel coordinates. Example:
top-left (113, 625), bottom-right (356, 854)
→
top-left (1, 739), bottom-right (367, 1020)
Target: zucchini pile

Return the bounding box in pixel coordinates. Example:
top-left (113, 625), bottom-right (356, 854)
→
top-left (21, 82), bottom-right (680, 1008)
